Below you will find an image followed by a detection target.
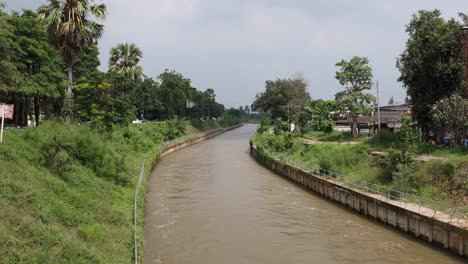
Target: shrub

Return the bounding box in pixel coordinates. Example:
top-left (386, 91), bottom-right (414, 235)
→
top-left (257, 118), bottom-right (271, 134)
top-left (220, 112), bottom-right (241, 127)
top-left (367, 130), bottom-right (398, 149)
top-left (429, 161), bottom-right (456, 182)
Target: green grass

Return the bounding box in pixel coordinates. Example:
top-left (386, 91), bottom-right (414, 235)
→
top-left (252, 131), bottom-right (468, 210)
top-left (0, 119), bottom-right (232, 263)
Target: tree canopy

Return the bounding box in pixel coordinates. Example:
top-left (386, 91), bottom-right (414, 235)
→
top-left (38, 0), bottom-right (107, 123)
top-left (334, 56), bottom-right (375, 136)
top-left (397, 10), bottom-right (462, 132)
top-left (431, 94), bottom-right (468, 145)
top-left (252, 75), bottom-right (310, 120)
top-left (109, 43), bottom-right (143, 81)
top-left (0, 6), bottom-right (227, 128)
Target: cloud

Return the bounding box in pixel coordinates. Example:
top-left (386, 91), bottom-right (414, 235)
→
top-left (4, 0), bottom-right (468, 107)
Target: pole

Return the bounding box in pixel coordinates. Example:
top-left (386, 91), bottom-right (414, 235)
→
top-left (376, 81), bottom-right (381, 132)
top-left (1, 108), bottom-right (4, 143)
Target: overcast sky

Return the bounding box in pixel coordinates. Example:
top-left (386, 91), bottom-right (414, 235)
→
top-left (4, 0), bottom-right (467, 108)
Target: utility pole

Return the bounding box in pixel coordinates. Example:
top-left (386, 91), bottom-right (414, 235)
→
top-left (376, 81), bottom-right (381, 132)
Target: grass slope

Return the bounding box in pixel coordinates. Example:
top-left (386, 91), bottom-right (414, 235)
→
top-left (0, 120), bottom-right (230, 263)
top-left (252, 131), bottom-right (468, 210)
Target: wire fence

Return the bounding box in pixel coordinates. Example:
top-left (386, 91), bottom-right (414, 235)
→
top-left (254, 145), bottom-right (468, 223)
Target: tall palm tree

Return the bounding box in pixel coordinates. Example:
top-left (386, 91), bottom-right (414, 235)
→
top-left (109, 43), bottom-right (143, 81)
top-left (38, 0), bottom-right (106, 123)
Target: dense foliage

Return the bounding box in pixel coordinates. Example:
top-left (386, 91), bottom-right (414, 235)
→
top-left (0, 5), bottom-right (228, 128)
top-left (252, 74), bottom-right (310, 120)
top-left (297, 100), bottom-right (336, 133)
top-left (397, 10), bottom-right (463, 132)
top-left (38, 0), bottom-right (107, 123)
top-left (431, 94), bottom-right (468, 146)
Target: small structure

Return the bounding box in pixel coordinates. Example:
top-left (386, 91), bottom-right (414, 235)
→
top-left (334, 103), bottom-right (411, 134)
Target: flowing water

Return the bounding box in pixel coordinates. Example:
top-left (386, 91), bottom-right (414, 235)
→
top-left (144, 124), bottom-right (462, 264)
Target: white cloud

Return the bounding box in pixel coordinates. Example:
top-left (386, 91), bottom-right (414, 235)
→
top-left (4, 0), bottom-right (468, 107)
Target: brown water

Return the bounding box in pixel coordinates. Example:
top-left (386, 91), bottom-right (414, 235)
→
top-left (144, 124), bottom-right (462, 264)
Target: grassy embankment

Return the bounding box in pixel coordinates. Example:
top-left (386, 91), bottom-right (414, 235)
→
top-left (0, 119), bottom-right (237, 263)
top-left (252, 130), bottom-right (468, 210)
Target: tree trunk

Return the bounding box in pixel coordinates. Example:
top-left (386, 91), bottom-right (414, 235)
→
top-left (352, 116), bottom-right (358, 137)
top-left (34, 95), bottom-right (40, 127)
top-left (65, 63), bottom-right (73, 124)
top-left (43, 97), bottom-right (49, 121)
top-left (14, 95), bottom-right (19, 127)
top-left (22, 96), bottom-right (27, 127)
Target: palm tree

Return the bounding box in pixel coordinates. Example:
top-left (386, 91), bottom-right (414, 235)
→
top-left (38, 0), bottom-right (106, 123)
top-left (459, 12), bottom-right (468, 25)
top-left (109, 43), bottom-right (143, 81)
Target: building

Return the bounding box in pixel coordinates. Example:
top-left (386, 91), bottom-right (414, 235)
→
top-left (334, 103), bottom-right (412, 135)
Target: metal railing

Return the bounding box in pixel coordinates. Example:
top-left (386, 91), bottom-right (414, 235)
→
top-left (255, 146), bottom-right (468, 222)
top-left (133, 161), bottom-right (145, 264)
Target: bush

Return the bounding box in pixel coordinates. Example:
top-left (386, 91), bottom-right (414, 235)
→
top-left (253, 132), bottom-right (297, 152)
top-left (429, 161), bottom-right (456, 182)
top-left (274, 118), bottom-right (289, 135)
top-left (220, 112), bottom-right (241, 127)
top-left (257, 117), bottom-right (271, 134)
top-left (367, 130), bottom-right (398, 149)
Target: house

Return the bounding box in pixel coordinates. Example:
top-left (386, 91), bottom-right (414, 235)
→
top-left (334, 103), bottom-right (411, 134)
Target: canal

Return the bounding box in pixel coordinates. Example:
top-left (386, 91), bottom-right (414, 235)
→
top-left (144, 124), bottom-right (462, 264)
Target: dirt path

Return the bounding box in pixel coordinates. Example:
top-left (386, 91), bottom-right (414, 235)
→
top-left (301, 138), bottom-right (362, 145)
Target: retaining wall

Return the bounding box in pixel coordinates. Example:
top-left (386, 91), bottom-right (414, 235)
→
top-left (159, 124), bottom-right (242, 158)
top-left (250, 144), bottom-right (468, 259)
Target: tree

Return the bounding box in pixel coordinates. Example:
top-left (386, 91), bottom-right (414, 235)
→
top-left (335, 56), bottom-right (375, 137)
top-left (397, 10), bottom-right (462, 132)
top-left (298, 100), bottom-right (336, 133)
top-left (38, 0), bottom-right (107, 123)
top-left (245, 105), bottom-right (250, 114)
top-left (132, 77), bottom-right (161, 120)
top-left (10, 9), bottom-right (66, 126)
top-left (109, 43), bottom-right (143, 81)
top-left (74, 43), bottom-right (100, 79)
top-left (157, 70), bottom-right (191, 119)
top-left (459, 12), bottom-right (468, 25)
top-left (432, 94), bottom-right (468, 146)
top-left (388, 96), bottom-right (394, 105)
top-left (252, 75), bottom-right (310, 120)
top-left (0, 3), bottom-right (21, 95)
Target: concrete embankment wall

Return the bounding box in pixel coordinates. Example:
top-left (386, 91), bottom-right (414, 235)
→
top-left (250, 144), bottom-right (468, 258)
top-left (159, 124), bottom-right (242, 158)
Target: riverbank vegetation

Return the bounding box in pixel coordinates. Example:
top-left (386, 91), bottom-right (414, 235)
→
top-left (0, 119), bottom-right (236, 263)
top-left (0, 2), bottom-right (227, 128)
top-left (0, 1), bottom-right (242, 262)
top-left (251, 118), bottom-right (468, 210)
top-left (251, 9), bottom-right (468, 209)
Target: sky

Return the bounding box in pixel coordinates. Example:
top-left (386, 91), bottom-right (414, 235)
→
top-left (4, 0), bottom-right (468, 108)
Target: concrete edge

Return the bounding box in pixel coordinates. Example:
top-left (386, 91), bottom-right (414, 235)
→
top-left (249, 143), bottom-right (468, 259)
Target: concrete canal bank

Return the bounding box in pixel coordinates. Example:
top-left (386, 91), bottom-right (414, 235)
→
top-left (250, 143), bottom-right (468, 259)
top-left (144, 125), bottom-right (462, 263)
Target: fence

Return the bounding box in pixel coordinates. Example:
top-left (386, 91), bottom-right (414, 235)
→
top-left (256, 146), bottom-right (468, 222)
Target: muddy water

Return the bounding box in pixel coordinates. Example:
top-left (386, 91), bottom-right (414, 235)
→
top-left (144, 124), bottom-right (461, 264)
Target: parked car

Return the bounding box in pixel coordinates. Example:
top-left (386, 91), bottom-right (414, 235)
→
top-left (132, 119), bottom-right (144, 124)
